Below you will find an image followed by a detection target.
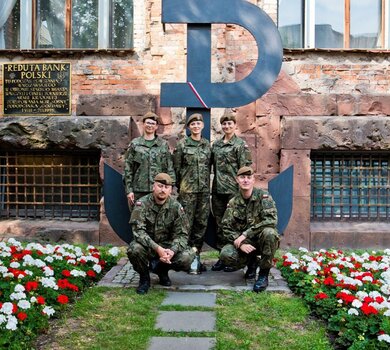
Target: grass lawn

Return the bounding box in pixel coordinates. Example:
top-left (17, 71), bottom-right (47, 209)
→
top-left (34, 287), bottom-right (332, 350)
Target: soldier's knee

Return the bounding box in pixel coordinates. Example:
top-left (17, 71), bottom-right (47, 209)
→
top-left (127, 241), bottom-right (146, 258)
top-left (262, 227), bottom-right (279, 243)
top-left (220, 244), bottom-right (235, 264)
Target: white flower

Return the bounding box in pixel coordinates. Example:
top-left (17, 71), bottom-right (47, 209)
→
top-left (9, 261), bottom-right (20, 269)
top-left (0, 302), bottom-right (14, 315)
top-left (108, 247), bottom-right (120, 256)
top-left (378, 334), bottom-right (390, 343)
top-left (70, 269), bottom-right (86, 277)
top-left (298, 247), bottom-right (308, 253)
top-left (40, 277), bottom-right (59, 290)
top-left (30, 296), bottom-right (37, 303)
top-left (0, 314), bottom-right (6, 325)
top-left (17, 300), bottom-right (31, 310)
top-left (14, 284), bottom-right (25, 292)
top-left (67, 259), bottom-right (77, 265)
top-left (42, 306), bottom-right (55, 317)
top-left (43, 266), bottom-right (54, 277)
top-left (348, 308), bottom-right (359, 316)
top-left (93, 264), bottom-right (102, 274)
top-left (6, 315), bottom-right (18, 331)
top-left (10, 292), bottom-right (26, 301)
top-left (352, 299), bottom-right (363, 308)
top-left (384, 309), bottom-right (390, 316)
top-left (45, 256), bottom-right (54, 263)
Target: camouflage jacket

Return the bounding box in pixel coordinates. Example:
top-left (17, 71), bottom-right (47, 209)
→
top-left (173, 136), bottom-right (211, 193)
top-left (123, 136), bottom-right (176, 194)
top-left (211, 134), bottom-right (252, 194)
top-left (130, 194), bottom-right (190, 253)
top-left (221, 188), bottom-right (278, 242)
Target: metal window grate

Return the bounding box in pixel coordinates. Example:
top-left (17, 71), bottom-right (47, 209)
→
top-left (311, 152), bottom-right (390, 221)
top-left (0, 151), bottom-right (101, 220)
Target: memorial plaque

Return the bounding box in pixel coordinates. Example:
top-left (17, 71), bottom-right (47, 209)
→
top-left (2, 62), bottom-right (71, 116)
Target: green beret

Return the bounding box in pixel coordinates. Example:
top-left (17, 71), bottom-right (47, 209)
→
top-left (237, 166), bottom-right (254, 176)
top-left (154, 173), bottom-right (173, 186)
top-left (142, 112), bottom-right (159, 124)
top-left (220, 114), bottom-right (236, 124)
top-left (187, 113), bottom-right (204, 126)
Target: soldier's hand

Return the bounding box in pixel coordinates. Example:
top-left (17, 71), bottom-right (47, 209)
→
top-left (127, 192), bottom-right (135, 205)
top-left (240, 244), bottom-right (256, 254)
top-left (234, 235), bottom-right (246, 249)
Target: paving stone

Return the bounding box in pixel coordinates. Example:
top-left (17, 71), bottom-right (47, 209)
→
top-left (162, 292), bottom-right (216, 307)
top-left (148, 337), bottom-right (215, 350)
top-left (155, 311), bottom-right (216, 332)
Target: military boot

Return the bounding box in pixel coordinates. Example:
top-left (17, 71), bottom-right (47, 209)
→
top-left (136, 273), bottom-right (151, 295)
top-left (253, 268), bottom-right (270, 293)
top-left (154, 262), bottom-right (172, 286)
top-left (211, 259), bottom-right (225, 271)
top-left (244, 254), bottom-right (258, 279)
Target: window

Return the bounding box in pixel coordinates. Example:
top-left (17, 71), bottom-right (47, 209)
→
top-left (0, 151), bottom-right (101, 220)
top-left (278, 0), bottom-right (388, 49)
top-left (0, 0), bottom-right (133, 50)
top-left (311, 152), bottom-right (390, 221)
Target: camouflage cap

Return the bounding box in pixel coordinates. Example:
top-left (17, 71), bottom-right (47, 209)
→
top-left (154, 173), bottom-right (173, 186)
top-left (142, 112), bottom-right (159, 124)
top-left (187, 113), bottom-right (203, 126)
top-left (220, 114), bottom-right (236, 124)
top-left (237, 166), bottom-right (254, 176)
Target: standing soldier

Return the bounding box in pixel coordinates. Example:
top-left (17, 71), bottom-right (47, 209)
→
top-left (123, 112), bottom-right (176, 210)
top-left (173, 113), bottom-right (211, 274)
top-left (127, 173), bottom-right (195, 294)
top-left (211, 114), bottom-right (252, 271)
top-left (220, 166), bottom-right (279, 293)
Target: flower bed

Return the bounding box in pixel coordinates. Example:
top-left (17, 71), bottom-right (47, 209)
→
top-left (277, 248), bottom-right (390, 350)
top-left (0, 238), bottom-right (120, 349)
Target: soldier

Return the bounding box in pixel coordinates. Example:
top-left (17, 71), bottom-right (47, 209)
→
top-left (123, 112), bottom-right (176, 210)
top-left (211, 113), bottom-right (252, 271)
top-left (219, 166), bottom-right (279, 293)
top-left (173, 113), bottom-right (211, 274)
top-left (127, 173), bottom-right (195, 295)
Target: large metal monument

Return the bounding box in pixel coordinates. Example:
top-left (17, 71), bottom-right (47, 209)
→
top-left (104, 0), bottom-right (292, 245)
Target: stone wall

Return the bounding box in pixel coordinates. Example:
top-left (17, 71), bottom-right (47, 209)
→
top-left (0, 0), bottom-right (389, 248)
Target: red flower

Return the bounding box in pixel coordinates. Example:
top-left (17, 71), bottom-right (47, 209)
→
top-left (36, 296), bottom-right (45, 305)
top-left (62, 270), bottom-right (71, 277)
top-left (315, 292), bottom-right (329, 300)
top-left (17, 312), bottom-right (28, 321)
top-left (361, 303), bottom-right (378, 315)
top-left (323, 276), bottom-right (335, 286)
top-left (87, 270), bottom-right (96, 278)
top-left (57, 295), bottom-right (69, 304)
top-left (57, 279), bottom-right (69, 289)
top-left (12, 303), bottom-right (18, 313)
top-left (25, 280), bottom-right (39, 292)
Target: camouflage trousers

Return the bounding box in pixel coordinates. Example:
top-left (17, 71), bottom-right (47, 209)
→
top-left (178, 192), bottom-right (210, 252)
top-left (127, 241), bottom-right (195, 275)
top-left (211, 193), bottom-right (234, 250)
top-left (219, 227), bottom-right (280, 270)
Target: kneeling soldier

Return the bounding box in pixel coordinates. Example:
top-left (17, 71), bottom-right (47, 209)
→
top-left (127, 173), bottom-right (195, 294)
top-left (219, 166), bottom-right (280, 292)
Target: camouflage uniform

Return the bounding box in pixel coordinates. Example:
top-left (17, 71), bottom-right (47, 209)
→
top-left (173, 136), bottom-right (211, 251)
top-left (211, 134), bottom-right (252, 248)
top-left (219, 187), bottom-right (279, 270)
top-left (127, 193), bottom-right (195, 275)
top-left (123, 136), bottom-right (176, 203)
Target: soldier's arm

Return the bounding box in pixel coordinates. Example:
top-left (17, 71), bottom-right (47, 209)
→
top-left (242, 194), bottom-right (278, 239)
top-left (123, 143), bottom-right (135, 194)
top-left (164, 143), bottom-right (177, 186)
top-left (170, 204), bottom-right (190, 253)
top-left (130, 204), bottom-right (159, 251)
top-left (237, 141), bottom-right (253, 168)
top-left (172, 142), bottom-right (183, 190)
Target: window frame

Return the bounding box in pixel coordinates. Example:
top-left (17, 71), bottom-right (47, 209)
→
top-left (279, 0), bottom-right (390, 50)
top-left (6, 0), bottom-right (133, 50)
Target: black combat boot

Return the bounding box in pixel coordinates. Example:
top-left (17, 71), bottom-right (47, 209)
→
top-left (244, 254), bottom-right (258, 279)
top-left (253, 268), bottom-right (270, 293)
top-left (136, 273), bottom-right (151, 295)
top-left (155, 262), bottom-right (172, 286)
top-left (211, 259), bottom-right (225, 271)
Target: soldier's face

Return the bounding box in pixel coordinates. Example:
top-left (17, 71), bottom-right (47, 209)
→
top-left (153, 182), bottom-right (172, 202)
top-left (143, 118), bottom-right (158, 135)
top-left (236, 174), bottom-right (255, 191)
top-left (188, 121), bottom-right (204, 135)
top-left (221, 121), bottom-right (236, 136)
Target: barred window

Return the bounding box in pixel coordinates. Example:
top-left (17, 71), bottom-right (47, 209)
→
top-left (0, 151), bottom-right (101, 220)
top-left (311, 152), bottom-right (390, 221)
